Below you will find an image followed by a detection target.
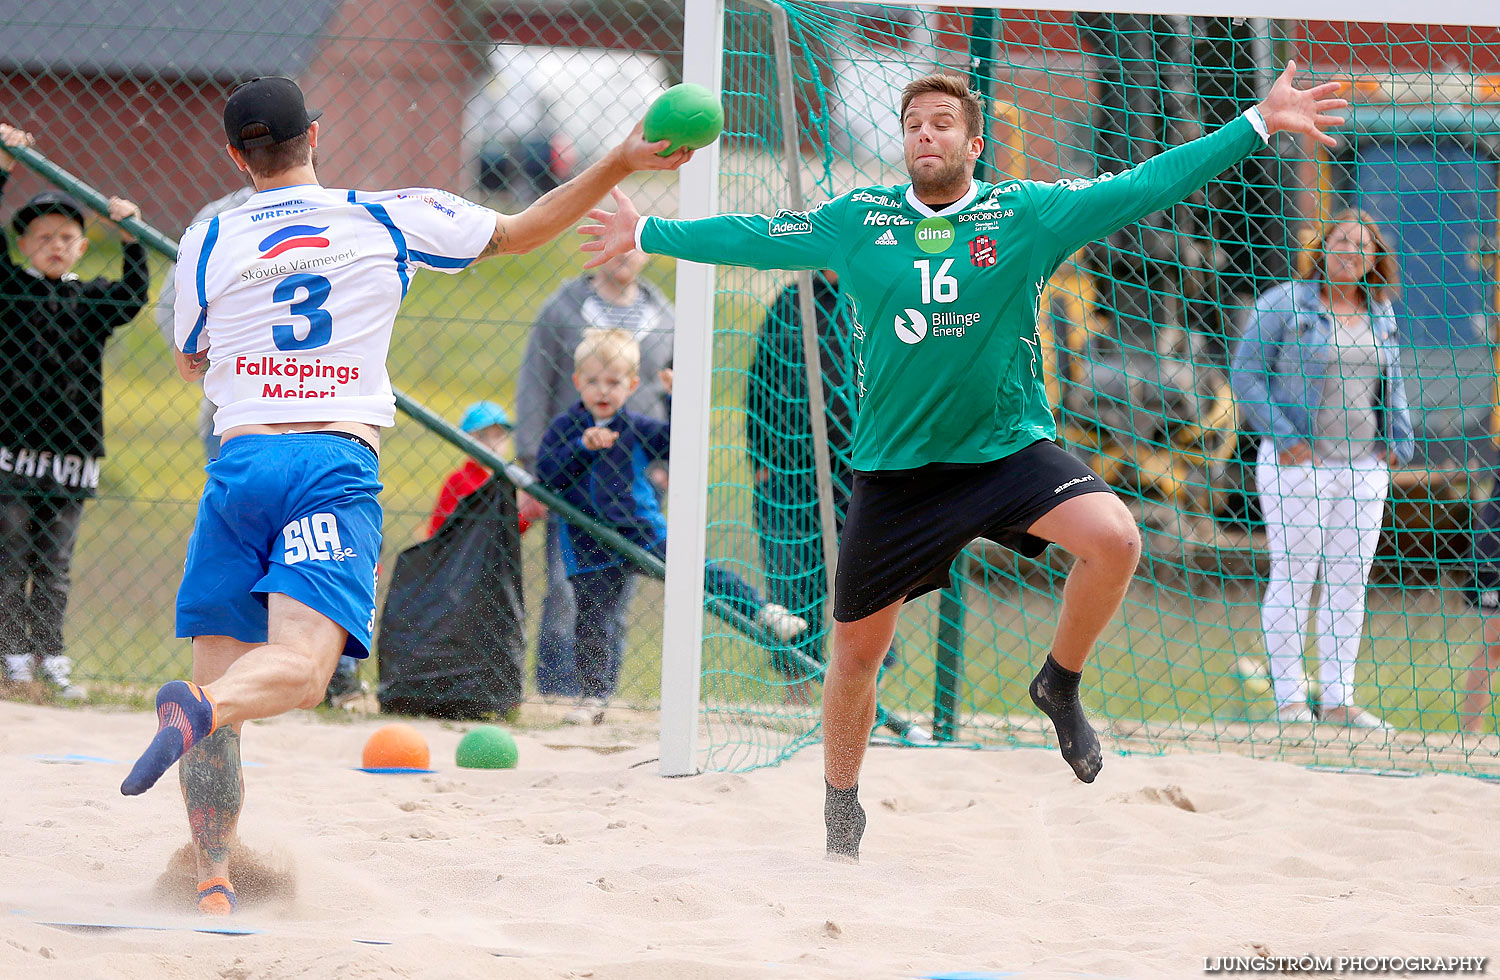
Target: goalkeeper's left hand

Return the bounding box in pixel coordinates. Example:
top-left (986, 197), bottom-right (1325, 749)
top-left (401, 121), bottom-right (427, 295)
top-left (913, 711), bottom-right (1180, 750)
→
top-left (578, 187), bottom-right (643, 270)
top-left (1256, 59), bottom-right (1348, 148)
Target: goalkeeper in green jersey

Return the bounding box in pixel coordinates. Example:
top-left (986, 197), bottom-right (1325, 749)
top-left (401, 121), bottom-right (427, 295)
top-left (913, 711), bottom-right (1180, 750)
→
top-left (582, 64), bottom-right (1346, 861)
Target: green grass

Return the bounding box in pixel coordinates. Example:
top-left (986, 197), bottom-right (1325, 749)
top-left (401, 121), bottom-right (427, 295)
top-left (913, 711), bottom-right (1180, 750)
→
top-left (63, 235), bottom-right (684, 686)
top-left (24, 240), bottom-right (1500, 779)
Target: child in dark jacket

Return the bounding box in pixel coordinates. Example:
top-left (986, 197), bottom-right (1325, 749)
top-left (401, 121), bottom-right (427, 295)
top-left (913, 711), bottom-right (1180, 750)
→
top-left (536, 328), bottom-right (806, 724)
top-left (0, 124), bottom-right (148, 696)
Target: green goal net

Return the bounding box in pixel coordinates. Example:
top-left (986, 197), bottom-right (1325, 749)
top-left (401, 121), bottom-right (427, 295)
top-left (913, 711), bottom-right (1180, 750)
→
top-left (695, 1), bottom-right (1500, 776)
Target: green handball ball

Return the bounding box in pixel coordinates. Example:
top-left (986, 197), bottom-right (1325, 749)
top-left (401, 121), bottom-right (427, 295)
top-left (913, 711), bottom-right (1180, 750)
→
top-left (642, 83), bottom-right (725, 156)
top-left (455, 725), bottom-right (519, 770)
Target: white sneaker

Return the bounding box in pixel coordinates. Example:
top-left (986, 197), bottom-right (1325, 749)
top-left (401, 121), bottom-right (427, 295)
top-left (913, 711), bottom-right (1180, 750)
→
top-left (327, 678), bottom-right (369, 710)
top-left (881, 715), bottom-right (935, 744)
top-left (562, 697), bottom-right (607, 726)
top-left (1322, 705), bottom-right (1391, 730)
top-left (757, 603), bottom-right (809, 642)
top-left (1276, 703), bottom-right (1315, 724)
top-left (42, 655), bottom-right (85, 701)
top-left (902, 723), bottom-right (935, 745)
top-left (4, 654), bottom-right (34, 683)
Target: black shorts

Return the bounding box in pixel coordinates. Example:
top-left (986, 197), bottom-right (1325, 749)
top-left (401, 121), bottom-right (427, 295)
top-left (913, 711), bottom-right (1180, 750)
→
top-left (832, 440), bottom-right (1113, 623)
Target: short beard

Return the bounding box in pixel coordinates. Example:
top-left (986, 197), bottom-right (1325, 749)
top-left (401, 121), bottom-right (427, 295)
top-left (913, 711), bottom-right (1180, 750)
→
top-left (908, 155), bottom-right (972, 201)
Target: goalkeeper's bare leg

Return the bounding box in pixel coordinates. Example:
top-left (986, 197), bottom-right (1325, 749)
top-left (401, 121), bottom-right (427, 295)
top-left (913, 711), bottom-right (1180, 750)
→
top-left (1023, 493), bottom-right (1140, 782)
top-left (821, 493), bottom-right (1138, 860)
top-left (822, 599), bottom-right (904, 861)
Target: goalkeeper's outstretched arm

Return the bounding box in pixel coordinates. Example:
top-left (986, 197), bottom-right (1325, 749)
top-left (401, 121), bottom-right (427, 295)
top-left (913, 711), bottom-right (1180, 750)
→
top-left (579, 187), bottom-right (847, 271)
top-left (1030, 59), bottom-right (1347, 266)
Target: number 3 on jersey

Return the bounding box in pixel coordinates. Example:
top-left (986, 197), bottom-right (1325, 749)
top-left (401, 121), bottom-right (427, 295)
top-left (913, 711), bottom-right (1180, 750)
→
top-left (914, 259), bottom-right (958, 304)
top-left (272, 273), bottom-right (333, 350)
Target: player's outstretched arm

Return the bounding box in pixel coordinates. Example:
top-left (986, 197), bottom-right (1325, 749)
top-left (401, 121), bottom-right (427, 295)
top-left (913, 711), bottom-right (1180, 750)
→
top-left (479, 123), bottom-right (690, 259)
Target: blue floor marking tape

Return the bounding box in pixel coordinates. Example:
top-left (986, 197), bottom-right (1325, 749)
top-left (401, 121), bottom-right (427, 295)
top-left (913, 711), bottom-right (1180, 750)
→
top-left (28, 753), bottom-right (262, 768)
top-left (354, 766), bottom-right (436, 774)
top-left (37, 919), bottom-right (262, 936)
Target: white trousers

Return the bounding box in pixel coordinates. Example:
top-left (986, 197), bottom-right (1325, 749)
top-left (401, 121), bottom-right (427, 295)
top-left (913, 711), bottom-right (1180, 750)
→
top-left (1256, 442), bottom-right (1390, 708)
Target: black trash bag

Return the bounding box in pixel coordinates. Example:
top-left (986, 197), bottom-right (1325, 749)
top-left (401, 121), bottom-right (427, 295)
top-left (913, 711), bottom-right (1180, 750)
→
top-left (377, 476), bottom-right (524, 718)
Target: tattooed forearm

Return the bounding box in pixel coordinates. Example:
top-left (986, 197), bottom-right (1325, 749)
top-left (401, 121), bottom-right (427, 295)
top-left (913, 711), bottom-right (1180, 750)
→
top-left (528, 184), bottom-right (566, 211)
top-left (480, 182), bottom-right (580, 259)
top-left (179, 727), bottom-right (243, 865)
top-left (477, 219), bottom-right (510, 259)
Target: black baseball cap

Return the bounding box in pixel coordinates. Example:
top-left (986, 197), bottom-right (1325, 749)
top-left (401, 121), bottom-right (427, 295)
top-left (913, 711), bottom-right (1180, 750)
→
top-left (12, 190), bottom-right (86, 236)
top-left (224, 76), bottom-right (321, 150)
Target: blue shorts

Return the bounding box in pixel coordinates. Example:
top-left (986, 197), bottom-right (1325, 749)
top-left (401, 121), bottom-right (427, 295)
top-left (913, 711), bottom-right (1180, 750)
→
top-left (176, 432), bottom-right (383, 657)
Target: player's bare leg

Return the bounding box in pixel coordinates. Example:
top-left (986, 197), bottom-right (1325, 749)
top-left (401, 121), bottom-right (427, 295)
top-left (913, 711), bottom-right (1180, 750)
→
top-left (124, 595), bottom-right (347, 912)
top-left (179, 725), bottom-right (244, 914)
top-left (177, 636), bottom-right (251, 914)
top-left (123, 595), bottom-right (346, 795)
top-left (1025, 492), bottom-right (1141, 782)
top-left (822, 597), bottom-right (903, 861)
top-left (200, 595), bottom-right (348, 725)
top-left (132, 597), bottom-right (345, 911)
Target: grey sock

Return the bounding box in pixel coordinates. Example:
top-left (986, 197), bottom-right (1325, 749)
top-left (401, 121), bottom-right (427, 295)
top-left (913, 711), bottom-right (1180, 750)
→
top-left (824, 780), bottom-right (866, 860)
top-left (1029, 655), bottom-right (1103, 783)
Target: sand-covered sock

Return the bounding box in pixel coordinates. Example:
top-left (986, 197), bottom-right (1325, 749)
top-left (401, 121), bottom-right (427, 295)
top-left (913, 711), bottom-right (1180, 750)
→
top-left (1028, 655), bottom-right (1103, 783)
top-left (824, 780), bottom-right (866, 861)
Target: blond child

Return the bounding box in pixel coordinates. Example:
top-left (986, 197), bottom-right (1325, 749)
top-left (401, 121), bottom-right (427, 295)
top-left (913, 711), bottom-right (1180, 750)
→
top-left (536, 328), bottom-right (805, 723)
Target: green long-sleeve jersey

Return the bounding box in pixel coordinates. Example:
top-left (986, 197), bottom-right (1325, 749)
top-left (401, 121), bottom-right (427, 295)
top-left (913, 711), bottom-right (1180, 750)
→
top-left (641, 111), bottom-right (1266, 472)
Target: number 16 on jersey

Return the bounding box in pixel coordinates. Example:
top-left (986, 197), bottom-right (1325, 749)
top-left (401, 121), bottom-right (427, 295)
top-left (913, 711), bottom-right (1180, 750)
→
top-left (914, 259), bottom-right (958, 304)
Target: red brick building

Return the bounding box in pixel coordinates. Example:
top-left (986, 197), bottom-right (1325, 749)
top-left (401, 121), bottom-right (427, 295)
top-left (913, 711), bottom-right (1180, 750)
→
top-left (0, 0), bottom-right (479, 233)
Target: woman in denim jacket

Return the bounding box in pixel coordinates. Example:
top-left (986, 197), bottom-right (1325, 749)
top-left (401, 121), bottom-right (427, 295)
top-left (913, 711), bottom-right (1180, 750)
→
top-left (1230, 209), bottom-right (1414, 729)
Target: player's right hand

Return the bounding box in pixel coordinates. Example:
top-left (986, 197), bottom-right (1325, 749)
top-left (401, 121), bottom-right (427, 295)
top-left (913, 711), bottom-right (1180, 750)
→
top-left (614, 120), bottom-right (693, 173)
top-left (579, 188), bottom-right (641, 270)
top-left (0, 124), bottom-right (36, 171)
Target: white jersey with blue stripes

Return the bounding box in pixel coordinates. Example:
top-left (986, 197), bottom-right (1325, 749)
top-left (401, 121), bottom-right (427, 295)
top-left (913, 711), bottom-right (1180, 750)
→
top-left (172, 183), bottom-right (497, 433)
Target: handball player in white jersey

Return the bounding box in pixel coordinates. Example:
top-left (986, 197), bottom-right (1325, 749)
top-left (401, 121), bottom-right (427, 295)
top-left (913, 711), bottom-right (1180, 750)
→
top-left (120, 76), bottom-right (690, 914)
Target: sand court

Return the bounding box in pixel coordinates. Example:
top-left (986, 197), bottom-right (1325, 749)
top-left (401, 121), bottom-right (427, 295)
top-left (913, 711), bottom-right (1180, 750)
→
top-left (0, 699), bottom-right (1493, 980)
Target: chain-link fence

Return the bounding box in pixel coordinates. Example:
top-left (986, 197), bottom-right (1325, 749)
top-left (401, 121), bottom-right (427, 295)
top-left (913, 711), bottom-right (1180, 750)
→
top-left (0, 0), bottom-right (690, 717)
top-left (4, 2), bottom-right (1500, 779)
top-left (694, 3), bottom-right (1500, 775)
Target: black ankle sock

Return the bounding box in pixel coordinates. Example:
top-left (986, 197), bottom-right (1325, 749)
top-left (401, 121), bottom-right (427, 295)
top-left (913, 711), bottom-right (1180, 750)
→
top-left (824, 780), bottom-right (866, 861)
top-left (1029, 655), bottom-right (1103, 784)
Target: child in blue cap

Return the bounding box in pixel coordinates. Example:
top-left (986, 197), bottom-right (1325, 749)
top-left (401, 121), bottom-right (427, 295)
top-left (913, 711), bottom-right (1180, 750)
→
top-left (428, 401), bottom-right (533, 536)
